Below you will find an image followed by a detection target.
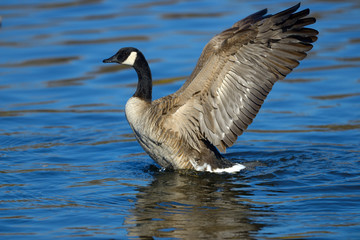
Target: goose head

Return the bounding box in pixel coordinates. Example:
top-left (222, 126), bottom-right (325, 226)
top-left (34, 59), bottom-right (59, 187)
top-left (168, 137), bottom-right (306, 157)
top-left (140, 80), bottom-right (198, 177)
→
top-left (103, 47), bottom-right (140, 66)
top-left (103, 47), bottom-right (152, 101)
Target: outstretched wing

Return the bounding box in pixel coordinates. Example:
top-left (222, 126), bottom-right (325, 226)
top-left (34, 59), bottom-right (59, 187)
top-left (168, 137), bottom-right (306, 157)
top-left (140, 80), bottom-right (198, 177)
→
top-left (159, 3), bottom-right (318, 153)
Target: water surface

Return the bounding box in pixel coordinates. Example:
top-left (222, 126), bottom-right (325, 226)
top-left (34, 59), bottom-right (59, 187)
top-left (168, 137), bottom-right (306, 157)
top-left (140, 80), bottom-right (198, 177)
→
top-left (1, 0), bottom-right (360, 239)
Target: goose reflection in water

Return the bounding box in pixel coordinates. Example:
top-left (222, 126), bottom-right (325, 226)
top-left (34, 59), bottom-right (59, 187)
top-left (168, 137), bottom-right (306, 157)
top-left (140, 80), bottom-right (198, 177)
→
top-left (124, 171), bottom-right (264, 239)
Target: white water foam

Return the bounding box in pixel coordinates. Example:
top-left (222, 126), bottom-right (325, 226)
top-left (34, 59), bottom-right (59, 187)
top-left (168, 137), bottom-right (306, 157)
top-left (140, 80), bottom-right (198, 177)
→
top-left (194, 162), bottom-right (246, 173)
top-left (212, 163), bottom-right (246, 173)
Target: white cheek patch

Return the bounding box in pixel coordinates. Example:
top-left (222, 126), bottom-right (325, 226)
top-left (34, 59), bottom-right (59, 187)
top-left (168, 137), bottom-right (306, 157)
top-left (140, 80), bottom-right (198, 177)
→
top-left (122, 51), bottom-right (137, 66)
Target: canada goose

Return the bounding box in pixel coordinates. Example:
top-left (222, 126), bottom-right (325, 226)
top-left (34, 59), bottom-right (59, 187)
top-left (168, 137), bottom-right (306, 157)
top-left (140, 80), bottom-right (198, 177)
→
top-left (103, 3), bottom-right (318, 173)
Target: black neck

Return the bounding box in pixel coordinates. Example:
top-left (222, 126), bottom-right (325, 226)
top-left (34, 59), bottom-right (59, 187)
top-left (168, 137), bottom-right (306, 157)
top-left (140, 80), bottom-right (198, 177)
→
top-left (133, 52), bottom-right (152, 102)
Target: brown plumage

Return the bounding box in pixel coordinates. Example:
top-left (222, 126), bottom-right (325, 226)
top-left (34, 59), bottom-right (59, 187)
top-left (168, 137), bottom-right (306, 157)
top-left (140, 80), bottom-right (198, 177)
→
top-left (103, 3), bottom-right (318, 172)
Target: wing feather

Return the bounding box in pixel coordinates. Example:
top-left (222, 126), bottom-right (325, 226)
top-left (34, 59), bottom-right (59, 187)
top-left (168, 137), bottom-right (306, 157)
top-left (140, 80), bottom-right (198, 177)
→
top-left (157, 3), bottom-right (318, 153)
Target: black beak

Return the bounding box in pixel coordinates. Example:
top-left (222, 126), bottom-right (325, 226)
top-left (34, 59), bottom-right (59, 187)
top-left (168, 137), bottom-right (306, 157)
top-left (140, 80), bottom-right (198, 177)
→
top-left (102, 54), bottom-right (117, 63)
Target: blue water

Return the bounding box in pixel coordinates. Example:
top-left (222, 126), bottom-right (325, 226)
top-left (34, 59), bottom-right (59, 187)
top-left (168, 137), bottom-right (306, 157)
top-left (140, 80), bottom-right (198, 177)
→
top-left (1, 0), bottom-right (360, 239)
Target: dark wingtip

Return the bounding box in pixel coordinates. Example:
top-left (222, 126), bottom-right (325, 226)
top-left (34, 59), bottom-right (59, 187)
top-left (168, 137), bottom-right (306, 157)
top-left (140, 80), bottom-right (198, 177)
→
top-left (276, 2), bottom-right (301, 17)
top-left (293, 2), bottom-right (301, 10)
